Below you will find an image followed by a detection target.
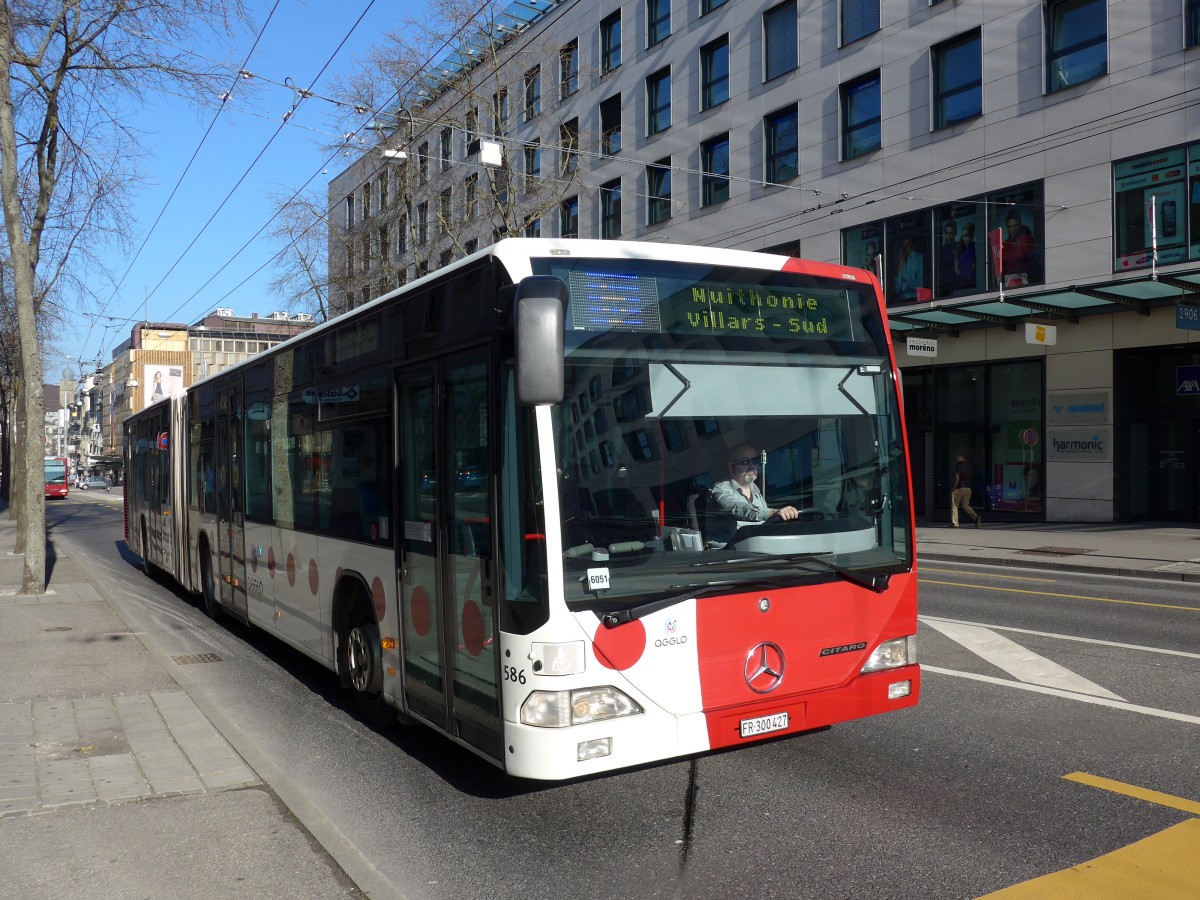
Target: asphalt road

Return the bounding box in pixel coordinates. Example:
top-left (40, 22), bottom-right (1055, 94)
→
top-left (51, 495), bottom-right (1200, 899)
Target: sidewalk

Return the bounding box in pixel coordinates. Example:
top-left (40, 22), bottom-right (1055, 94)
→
top-left (917, 517), bottom-right (1200, 582)
top-left (0, 510), bottom-right (360, 899)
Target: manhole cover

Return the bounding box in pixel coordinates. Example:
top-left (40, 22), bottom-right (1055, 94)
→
top-left (1018, 546), bottom-right (1095, 557)
top-left (171, 653), bottom-right (222, 665)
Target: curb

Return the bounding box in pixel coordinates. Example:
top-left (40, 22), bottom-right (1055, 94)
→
top-left (917, 551), bottom-right (1200, 584)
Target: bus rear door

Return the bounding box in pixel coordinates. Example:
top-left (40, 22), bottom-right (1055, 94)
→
top-left (215, 383), bottom-right (249, 619)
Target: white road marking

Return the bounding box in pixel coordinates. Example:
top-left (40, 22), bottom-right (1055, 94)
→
top-left (921, 618), bottom-right (1126, 701)
top-left (920, 615), bottom-right (1200, 660)
top-left (923, 666), bottom-right (1200, 726)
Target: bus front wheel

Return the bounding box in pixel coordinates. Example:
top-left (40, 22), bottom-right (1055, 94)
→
top-left (200, 545), bottom-right (221, 620)
top-left (344, 602), bottom-right (390, 725)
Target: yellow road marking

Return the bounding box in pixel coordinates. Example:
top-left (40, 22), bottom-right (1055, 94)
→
top-left (920, 567), bottom-right (1057, 582)
top-left (920, 579), bottom-right (1200, 612)
top-left (1063, 772), bottom-right (1200, 816)
top-left (978, 818), bottom-right (1200, 898)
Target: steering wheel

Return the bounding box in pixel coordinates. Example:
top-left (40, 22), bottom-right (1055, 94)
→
top-left (769, 508), bottom-right (825, 522)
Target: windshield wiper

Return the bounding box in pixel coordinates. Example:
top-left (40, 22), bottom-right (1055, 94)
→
top-left (597, 579), bottom-right (778, 628)
top-left (691, 552), bottom-right (892, 594)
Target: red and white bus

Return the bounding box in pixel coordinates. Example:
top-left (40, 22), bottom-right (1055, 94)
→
top-left (44, 456), bottom-right (69, 499)
top-left (125, 239), bottom-right (919, 780)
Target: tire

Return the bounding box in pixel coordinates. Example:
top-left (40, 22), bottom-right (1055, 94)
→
top-left (140, 522), bottom-right (156, 576)
top-left (80, 484), bottom-right (88, 490)
top-left (344, 602), bottom-right (391, 725)
top-left (200, 544), bottom-right (221, 620)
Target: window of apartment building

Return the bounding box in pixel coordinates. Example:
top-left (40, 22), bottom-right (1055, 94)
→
top-left (701, 36), bottom-right (729, 109)
top-left (600, 94), bottom-right (622, 155)
top-left (703, 0), bottom-right (728, 14)
top-left (418, 142), bottom-right (429, 182)
top-left (701, 134), bottom-right (730, 206)
top-left (440, 250), bottom-right (453, 269)
top-left (361, 235), bottom-right (370, 272)
top-left (397, 215), bottom-right (408, 254)
top-left (560, 39), bottom-right (579, 99)
top-left (561, 196), bottom-right (579, 237)
top-left (764, 106), bottom-right (798, 183)
top-left (647, 67), bottom-right (671, 135)
top-left (417, 201), bottom-right (428, 245)
top-left (465, 173), bottom-right (478, 220)
top-left (1189, 0), bottom-right (1200, 49)
top-left (438, 188), bottom-right (451, 234)
top-left (601, 178), bottom-right (622, 238)
top-left (525, 139), bottom-right (541, 190)
top-left (464, 107), bottom-right (479, 149)
top-left (841, 0), bottom-right (880, 46)
top-left (345, 194), bottom-right (355, 228)
top-left (440, 127), bottom-right (452, 170)
top-left (763, 1), bottom-right (797, 81)
top-left (524, 217), bottom-right (541, 238)
top-left (492, 89), bottom-right (508, 135)
top-left (346, 243), bottom-right (355, 275)
top-left (560, 118), bottom-right (579, 174)
top-left (362, 183), bottom-right (371, 218)
top-left (377, 173), bottom-right (388, 210)
top-left (647, 158), bottom-right (672, 225)
top-left (524, 66), bottom-right (541, 120)
top-left (648, 0), bottom-right (670, 47)
top-left (1046, 0), bottom-right (1107, 92)
top-left (379, 224), bottom-right (389, 264)
top-left (841, 71), bottom-right (881, 159)
top-left (933, 30), bottom-right (982, 129)
top-left (601, 11), bottom-right (621, 73)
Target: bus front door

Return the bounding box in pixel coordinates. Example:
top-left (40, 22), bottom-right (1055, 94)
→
top-left (215, 384), bottom-right (248, 619)
top-left (396, 355), bottom-right (501, 761)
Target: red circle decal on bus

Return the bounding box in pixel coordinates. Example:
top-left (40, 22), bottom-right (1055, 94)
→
top-left (268, 547), bottom-right (276, 577)
top-left (461, 601), bottom-right (485, 657)
top-left (371, 577), bottom-right (386, 620)
top-left (287, 554), bottom-right (296, 587)
top-left (250, 548), bottom-right (258, 573)
top-left (411, 587), bottom-right (431, 636)
top-left (308, 559), bottom-right (319, 595)
top-left (592, 620), bottom-right (646, 670)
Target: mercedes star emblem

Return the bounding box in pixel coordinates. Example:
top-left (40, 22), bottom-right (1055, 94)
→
top-left (744, 641), bottom-right (786, 693)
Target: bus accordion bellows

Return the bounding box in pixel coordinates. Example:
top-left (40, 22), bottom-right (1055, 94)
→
top-left (125, 238), bottom-right (919, 780)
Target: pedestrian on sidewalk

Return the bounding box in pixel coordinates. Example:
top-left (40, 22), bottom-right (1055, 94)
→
top-left (950, 449), bottom-right (982, 528)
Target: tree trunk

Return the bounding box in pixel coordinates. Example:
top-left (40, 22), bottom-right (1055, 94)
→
top-left (0, 5), bottom-right (47, 591)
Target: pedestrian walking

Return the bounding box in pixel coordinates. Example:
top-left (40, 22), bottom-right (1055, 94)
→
top-left (950, 449), bottom-right (981, 528)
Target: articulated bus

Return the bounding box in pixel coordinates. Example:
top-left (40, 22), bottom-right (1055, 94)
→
top-left (125, 239), bottom-right (919, 780)
top-left (44, 457), bottom-right (69, 499)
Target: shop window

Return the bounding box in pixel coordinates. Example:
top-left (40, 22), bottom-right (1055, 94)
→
top-left (934, 202), bottom-right (983, 297)
top-left (886, 211), bottom-right (931, 305)
top-left (1113, 145), bottom-right (1189, 272)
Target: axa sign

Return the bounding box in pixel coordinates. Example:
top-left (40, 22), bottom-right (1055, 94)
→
top-left (1177, 365), bottom-right (1200, 396)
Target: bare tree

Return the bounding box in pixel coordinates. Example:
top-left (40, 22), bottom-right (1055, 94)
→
top-left (322, 0), bottom-right (586, 314)
top-left (0, 0), bottom-right (245, 593)
top-left (265, 187), bottom-right (337, 323)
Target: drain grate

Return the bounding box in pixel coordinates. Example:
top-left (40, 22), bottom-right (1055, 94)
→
top-left (172, 652), bottom-right (222, 665)
top-left (1018, 546), bottom-right (1095, 557)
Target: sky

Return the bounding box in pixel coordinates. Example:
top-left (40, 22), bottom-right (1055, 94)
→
top-left (57, 0), bottom-right (425, 380)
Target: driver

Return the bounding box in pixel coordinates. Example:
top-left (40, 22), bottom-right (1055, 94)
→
top-left (711, 444), bottom-right (798, 522)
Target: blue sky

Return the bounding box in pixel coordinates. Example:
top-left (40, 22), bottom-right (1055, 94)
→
top-left (60, 0), bottom-right (421, 378)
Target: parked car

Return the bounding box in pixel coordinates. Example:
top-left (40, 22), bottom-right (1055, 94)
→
top-left (78, 476), bottom-right (110, 491)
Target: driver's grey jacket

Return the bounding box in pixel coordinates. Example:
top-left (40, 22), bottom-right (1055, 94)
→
top-left (710, 479), bottom-right (771, 522)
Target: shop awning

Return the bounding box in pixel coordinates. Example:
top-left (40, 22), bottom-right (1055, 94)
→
top-left (887, 266), bottom-right (1200, 336)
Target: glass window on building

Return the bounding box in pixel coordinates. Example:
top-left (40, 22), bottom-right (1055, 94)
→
top-left (600, 94), bottom-right (622, 156)
top-left (987, 363), bottom-right (1043, 513)
top-left (1189, 0), bottom-right (1200, 49)
top-left (647, 158), bottom-right (671, 225)
top-left (701, 134), bottom-right (730, 206)
top-left (647, 68), bottom-right (671, 135)
top-left (560, 39), bottom-right (579, 99)
top-left (990, 182), bottom-right (1044, 289)
top-left (764, 105), bottom-right (798, 183)
top-left (843, 222), bottom-right (883, 279)
top-left (560, 196), bottom-right (579, 238)
top-left (524, 66), bottom-right (541, 120)
top-left (701, 36), bottom-right (729, 109)
top-left (647, 0), bottom-right (670, 46)
top-left (600, 11), bottom-right (621, 73)
top-left (703, 0), bottom-right (728, 14)
top-left (933, 30), bottom-right (982, 130)
top-left (1046, 0), bottom-right (1106, 92)
top-left (934, 201), bottom-right (984, 297)
top-left (600, 178), bottom-right (622, 239)
top-left (1113, 146), bottom-right (1189, 271)
top-left (841, 71), bottom-right (881, 160)
top-left (763, 2), bottom-right (797, 81)
top-left (886, 210), bottom-right (931, 305)
top-left (841, 0), bottom-right (879, 46)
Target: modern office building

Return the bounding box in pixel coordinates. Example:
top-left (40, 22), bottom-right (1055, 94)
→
top-left (329, 0), bottom-right (1200, 523)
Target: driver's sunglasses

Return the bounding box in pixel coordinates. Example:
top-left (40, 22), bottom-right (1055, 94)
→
top-left (732, 457), bottom-right (759, 467)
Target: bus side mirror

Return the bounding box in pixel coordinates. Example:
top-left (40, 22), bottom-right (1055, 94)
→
top-left (515, 275), bottom-right (568, 405)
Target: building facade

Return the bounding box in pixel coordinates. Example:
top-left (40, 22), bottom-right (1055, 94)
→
top-left (329, 0), bottom-right (1200, 523)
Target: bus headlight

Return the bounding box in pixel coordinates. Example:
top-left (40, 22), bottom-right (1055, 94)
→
top-left (861, 636), bottom-right (916, 673)
top-left (520, 687), bottom-right (643, 728)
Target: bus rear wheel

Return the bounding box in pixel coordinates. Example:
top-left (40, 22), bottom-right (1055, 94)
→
top-left (344, 604), bottom-right (390, 725)
top-left (200, 545), bottom-right (221, 620)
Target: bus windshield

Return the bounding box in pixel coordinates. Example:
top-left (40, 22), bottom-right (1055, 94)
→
top-left (534, 257), bottom-right (911, 608)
